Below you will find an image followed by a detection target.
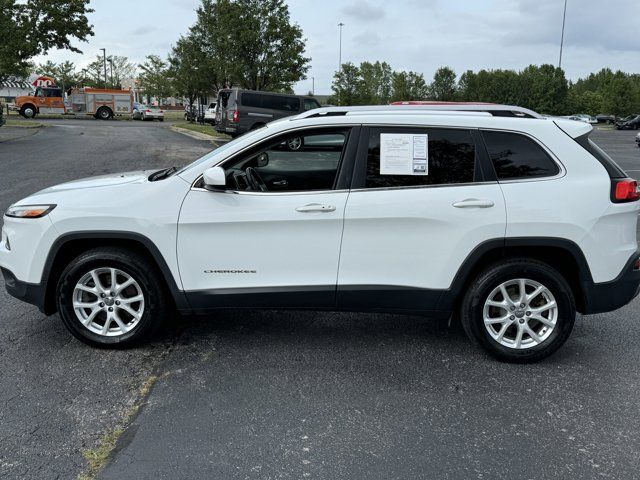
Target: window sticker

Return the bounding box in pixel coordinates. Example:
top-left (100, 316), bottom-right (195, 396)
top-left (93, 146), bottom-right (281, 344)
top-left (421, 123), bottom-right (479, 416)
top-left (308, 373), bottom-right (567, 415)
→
top-left (380, 134), bottom-right (429, 175)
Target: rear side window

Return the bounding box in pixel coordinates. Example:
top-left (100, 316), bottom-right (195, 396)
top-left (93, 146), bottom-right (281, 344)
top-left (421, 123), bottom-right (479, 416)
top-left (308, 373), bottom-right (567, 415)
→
top-left (365, 127), bottom-right (476, 188)
top-left (241, 93), bottom-right (300, 112)
top-left (482, 131), bottom-right (559, 180)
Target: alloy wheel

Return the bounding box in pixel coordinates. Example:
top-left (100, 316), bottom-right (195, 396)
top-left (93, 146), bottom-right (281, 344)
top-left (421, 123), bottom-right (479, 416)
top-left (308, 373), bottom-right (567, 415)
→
top-left (72, 267), bottom-right (145, 337)
top-left (483, 278), bottom-right (558, 349)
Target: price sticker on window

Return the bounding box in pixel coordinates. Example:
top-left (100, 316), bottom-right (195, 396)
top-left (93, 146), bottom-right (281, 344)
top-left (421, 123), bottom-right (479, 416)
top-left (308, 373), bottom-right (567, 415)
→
top-left (380, 134), bottom-right (429, 175)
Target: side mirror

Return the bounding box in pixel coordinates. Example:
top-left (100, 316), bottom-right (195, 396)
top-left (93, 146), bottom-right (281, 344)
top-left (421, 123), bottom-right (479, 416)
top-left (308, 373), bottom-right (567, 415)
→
top-left (203, 166), bottom-right (226, 190)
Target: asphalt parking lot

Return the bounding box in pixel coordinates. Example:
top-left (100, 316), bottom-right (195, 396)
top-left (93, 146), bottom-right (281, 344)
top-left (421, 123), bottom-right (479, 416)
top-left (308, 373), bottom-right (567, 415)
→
top-left (1, 122), bottom-right (640, 479)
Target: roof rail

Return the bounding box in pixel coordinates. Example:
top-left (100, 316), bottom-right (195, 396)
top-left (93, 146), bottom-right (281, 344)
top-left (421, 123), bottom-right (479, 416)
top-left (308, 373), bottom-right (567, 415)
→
top-left (295, 103), bottom-right (543, 120)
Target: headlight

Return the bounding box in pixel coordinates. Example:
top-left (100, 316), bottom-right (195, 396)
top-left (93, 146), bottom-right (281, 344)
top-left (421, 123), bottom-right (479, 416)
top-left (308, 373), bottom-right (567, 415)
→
top-left (5, 204), bottom-right (56, 218)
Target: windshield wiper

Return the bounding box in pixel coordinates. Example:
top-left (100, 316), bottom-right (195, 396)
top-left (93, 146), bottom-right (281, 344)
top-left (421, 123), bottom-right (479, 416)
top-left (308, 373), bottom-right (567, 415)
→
top-left (149, 166), bottom-right (177, 182)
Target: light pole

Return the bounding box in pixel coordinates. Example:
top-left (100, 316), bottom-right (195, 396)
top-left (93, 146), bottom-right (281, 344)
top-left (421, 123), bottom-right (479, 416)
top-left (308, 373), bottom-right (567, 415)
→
top-left (338, 22), bottom-right (345, 73)
top-left (108, 57), bottom-right (114, 88)
top-left (558, 0), bottom-right (568, 69)
top-left (312, 76), bottom-right (315, 95)
top-left (99, 48), bottom-right (107, 88)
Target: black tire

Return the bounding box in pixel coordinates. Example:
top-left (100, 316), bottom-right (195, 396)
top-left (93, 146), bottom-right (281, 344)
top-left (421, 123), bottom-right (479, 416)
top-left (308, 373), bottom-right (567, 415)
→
top-left (96, 107), bottom-right (113, 120)
top-left (20, 104), bottom-right (36, 118)
top-left (286, 136), bottom-right (304, 151)
top-left (159, 118), bottom-right (164, 122)
top-left (460, 258), bottom-right (576, 363)
top-left (56, 247), bottom-right (169, 348)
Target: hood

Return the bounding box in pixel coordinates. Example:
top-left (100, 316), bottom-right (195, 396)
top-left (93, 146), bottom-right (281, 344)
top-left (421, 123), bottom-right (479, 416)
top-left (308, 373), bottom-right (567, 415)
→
top-left (35, 171), bottom-right (150, 195)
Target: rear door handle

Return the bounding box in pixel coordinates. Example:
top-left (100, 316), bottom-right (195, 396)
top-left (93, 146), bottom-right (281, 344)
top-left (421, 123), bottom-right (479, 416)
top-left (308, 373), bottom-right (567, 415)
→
top-left (272, 179), bottom-right (288, 186)
top-left (295, 203), bottom-right (336, 213)
top-left (452, 198), bottom-right (495, 208)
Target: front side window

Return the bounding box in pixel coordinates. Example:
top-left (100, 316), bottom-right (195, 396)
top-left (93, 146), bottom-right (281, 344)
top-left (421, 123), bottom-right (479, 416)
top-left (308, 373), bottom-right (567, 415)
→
top-left (365, 127), bottom-right (476, 189)
top-left (304, 99), bottom-right (321, 111)
top-left (218, 129), bottom-right (349, 192)
top-left (482, 130), bottom-right (560, 180)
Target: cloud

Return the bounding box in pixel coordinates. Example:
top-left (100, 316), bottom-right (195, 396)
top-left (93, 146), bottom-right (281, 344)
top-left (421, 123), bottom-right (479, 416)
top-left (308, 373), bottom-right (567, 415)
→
top-left (341, 0), bottom-right (385, 22)
top-left (353, 30), bottom-right (381, 47)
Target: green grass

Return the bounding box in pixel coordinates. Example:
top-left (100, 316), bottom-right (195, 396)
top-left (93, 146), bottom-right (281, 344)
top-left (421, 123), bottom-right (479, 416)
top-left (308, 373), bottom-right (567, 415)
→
top-left (77, 375), bottom-right (160, 480)
top-left (5, 118), bottom-right (44, 127)
top-left (163, 110), bottom-right (186, 121)
top-left (171, 121), bottom-right (228, 140)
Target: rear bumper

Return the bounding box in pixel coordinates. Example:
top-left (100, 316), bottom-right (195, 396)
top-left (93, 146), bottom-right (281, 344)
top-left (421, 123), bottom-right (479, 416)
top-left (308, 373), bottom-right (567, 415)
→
top-left (581, 252), bottom-right (640, 314)
top-left (1, 267), bottom-right (47, 313)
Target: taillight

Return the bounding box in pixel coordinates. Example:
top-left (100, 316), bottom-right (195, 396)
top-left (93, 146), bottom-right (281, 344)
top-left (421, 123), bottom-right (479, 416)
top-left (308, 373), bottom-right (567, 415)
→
top-left (145, 109), bottom-right (152, 113)
top-left (232, 110), bottom-right (240, 123)
top-left (612, 178), bottom-right (640, 203)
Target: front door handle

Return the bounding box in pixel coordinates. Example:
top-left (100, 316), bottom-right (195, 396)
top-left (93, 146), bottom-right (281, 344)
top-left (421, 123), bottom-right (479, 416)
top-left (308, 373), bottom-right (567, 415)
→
top-left (272, 179), bottom-right (288, 187)
top-left (452, 198), bottom-right (495, 208)
top-left (295, 203), bottom-right (336, 213)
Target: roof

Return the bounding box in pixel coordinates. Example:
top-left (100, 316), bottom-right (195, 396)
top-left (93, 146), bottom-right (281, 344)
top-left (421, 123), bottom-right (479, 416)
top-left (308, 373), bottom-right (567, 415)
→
top-left (294, 104), bottom-right (543, 121)
top-left (1, 79), bottom-right (31, 89)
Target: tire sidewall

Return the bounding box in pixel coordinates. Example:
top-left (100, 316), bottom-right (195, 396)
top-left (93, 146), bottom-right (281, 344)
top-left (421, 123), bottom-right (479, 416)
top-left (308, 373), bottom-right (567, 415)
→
top-left (56, 251), bottom-right (162, 347)
top-left (464, 261), bottom-right (576, 362)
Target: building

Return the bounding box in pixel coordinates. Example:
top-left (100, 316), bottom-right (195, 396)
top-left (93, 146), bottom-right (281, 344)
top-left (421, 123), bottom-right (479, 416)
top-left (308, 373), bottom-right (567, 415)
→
top-left (0, 78), bottom-right (32, 103)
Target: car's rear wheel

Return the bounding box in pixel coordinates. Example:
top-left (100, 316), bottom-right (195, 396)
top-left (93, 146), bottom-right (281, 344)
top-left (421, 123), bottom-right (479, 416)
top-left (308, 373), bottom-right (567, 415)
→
top-left (56, 247), bottom-right (168, 347)
top-left (460, 258), bottom-right (576, 363)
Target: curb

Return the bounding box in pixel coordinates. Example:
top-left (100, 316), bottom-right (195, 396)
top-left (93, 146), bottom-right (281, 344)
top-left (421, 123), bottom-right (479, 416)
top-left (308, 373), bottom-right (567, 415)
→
top-left (169, 125), bottom-right (222, 143)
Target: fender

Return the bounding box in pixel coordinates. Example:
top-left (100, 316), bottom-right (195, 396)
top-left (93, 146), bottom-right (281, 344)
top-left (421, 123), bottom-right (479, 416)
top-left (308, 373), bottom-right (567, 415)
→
top-left (439, 237), bottom-right (595, 312)
top-left (42, 231), bottom-right (190, 314)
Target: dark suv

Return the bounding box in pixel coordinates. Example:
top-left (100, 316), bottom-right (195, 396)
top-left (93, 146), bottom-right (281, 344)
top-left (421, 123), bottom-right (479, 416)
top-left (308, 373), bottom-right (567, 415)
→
top-left (616, 114), bottom-right (640, 130)
top-left (215, 88), bottom-right (321, 137)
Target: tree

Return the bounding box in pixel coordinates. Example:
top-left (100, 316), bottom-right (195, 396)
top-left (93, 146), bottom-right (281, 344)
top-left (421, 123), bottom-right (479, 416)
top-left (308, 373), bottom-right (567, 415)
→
top-left (519, 64), bottom-right (568, 115)
top-left (391, 71), bottom-right (428, 102)
top-left (84, 55), bottom-right (136, 89)
top-left (36, 60), bottom-right (81, 90)
top-left (168, 34), bottom-right (211, 109)
top-left (429, 67), bottom-right (457, 101)
top-left (194, 0), bottom-right (310, 91)
top-left (331, 63), bottom-right (362, 106)
top-left (358, 61), bottom-right (393, 104)
top-left (0, 0), bottom-right (93, 81)
top-left (139, 55), bottom-right (173, 103)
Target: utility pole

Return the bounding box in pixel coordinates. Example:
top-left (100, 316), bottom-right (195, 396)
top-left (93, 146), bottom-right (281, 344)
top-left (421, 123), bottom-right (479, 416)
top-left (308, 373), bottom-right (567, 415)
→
top-left (108, 57), bottom-right (114, 88)
top-left (100, 48), bottom-right (107, 88)
top-left (558, 0), bottom-right (568, 69)
top-left (312, 76), bottom-right (315, 95)
top-left (338, 22), bottom-right (345, 73)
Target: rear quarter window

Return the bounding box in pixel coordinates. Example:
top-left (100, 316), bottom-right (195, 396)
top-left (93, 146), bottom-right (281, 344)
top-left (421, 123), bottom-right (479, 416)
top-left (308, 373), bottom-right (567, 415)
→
top-left (482, 130), bottom-right (560, 180)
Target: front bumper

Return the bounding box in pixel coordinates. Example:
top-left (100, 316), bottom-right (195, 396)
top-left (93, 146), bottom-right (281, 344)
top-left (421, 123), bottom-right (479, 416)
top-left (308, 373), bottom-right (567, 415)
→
top-left (1, 267), bottom-right (47, 313)
top-left (581, 252), bottom-right (640, 314)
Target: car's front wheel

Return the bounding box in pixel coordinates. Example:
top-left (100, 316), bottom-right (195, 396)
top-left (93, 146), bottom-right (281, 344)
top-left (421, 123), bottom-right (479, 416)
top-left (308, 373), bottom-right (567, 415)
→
top-left (460, 258), bottom-right (576, 363)
top-left (56, 247), bottom-right (168, 347)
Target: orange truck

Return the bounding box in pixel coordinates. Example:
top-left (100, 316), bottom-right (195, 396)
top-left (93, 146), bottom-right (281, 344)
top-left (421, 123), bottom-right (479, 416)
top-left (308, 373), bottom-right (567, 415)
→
top-left (15, 85), bottom-right (133, 120)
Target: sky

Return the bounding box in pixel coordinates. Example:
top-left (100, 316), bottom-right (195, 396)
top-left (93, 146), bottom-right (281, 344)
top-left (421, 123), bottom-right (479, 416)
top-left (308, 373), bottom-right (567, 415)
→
top-left (34, 0), bottom-right (640, 95)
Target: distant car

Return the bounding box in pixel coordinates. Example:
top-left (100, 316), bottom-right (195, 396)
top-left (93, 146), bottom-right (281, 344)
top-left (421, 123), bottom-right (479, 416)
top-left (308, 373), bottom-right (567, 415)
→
top-left (203, 103), bottom-right (217, 125)
top-left (132, 102), bottom-right (145, 120)
top-left (138, 105), bottom-right (164, 122)
top-left (616, 114), bottom-right (640, 130)
top-left (596, 114), bottom-right (616, 125)
top-left (570, 114), bottom-right (598, 124)
top-left (216, 88), bottom-right (322, 137)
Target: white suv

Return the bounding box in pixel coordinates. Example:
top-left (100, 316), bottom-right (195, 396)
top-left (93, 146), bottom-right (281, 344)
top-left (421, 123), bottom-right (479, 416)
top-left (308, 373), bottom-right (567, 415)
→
top-left (2, 104), bottom-right (639, 362)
